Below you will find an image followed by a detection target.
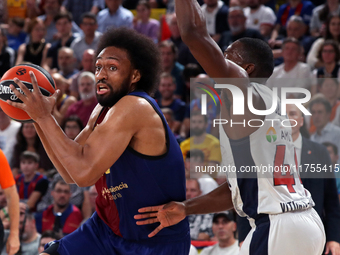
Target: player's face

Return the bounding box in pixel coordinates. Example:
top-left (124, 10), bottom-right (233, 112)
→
top-left (52, 183), bottom-right (71, 208)
top-left (286, 104), bottom-right (303, 136)
top-left (311, 103), bottom-right (331, 129)
top-left (212, 218), bottom-right (236, 241)
top-left (224, 42), bottom-right (245, 67)
top-left (95, 46), bottom-right (134, 107)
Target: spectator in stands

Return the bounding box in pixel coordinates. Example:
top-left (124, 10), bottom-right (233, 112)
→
top-left (43, 12), bottom-right (79, 70)
top-left (0, 187), bottom-right (7, 209)
top-left (70, 12), bottom-right (102, 65)
top-left (1, 203), bottom-right (40, 255)
top-left (269, 0), bottom-right (314, 42)
top-left (219, 6), bottom-right (264, 51)
top-left (180, 111), bottom-right (222, 165)
top-left (200, 211), bottom-right (239, 255)
top-left (157, 73), bottom-right (186, 134)
top-left (57, 47), bottom-right (79, 79)
top-left (184, 149), bottom-right (219, 195)
top-left (15, 151), bottom-right (49, 212)
top-left (168, 14), bottom-right (197, 67)
top-left (182, 63), bottom-right (203, 104)
top-left (38, 231), bottom-right (62, 254)
top-left (6, 17), bottom-right (27, 52)
top-left (266, 38), bottom-right (316, 98)
top-left (190, 74), bottom-right (220, 136)
top-left (186, 179), bottom-right (214, 241)
top-left (38, 0), bottom-right (82, 43)
top-left (307, 14), bottom-right (340, 69)
top-left (65, 71), bottom-right (98, 126)
top-left (310, 0), bottom-right (340, 38)
top-left (97, 0), bottom-right (134, 33)
top-left (0, 28), bottom-right (15, 77)
top-left (61, 116), bottom-right (84, 140)
top-left (308, 78), bottom-right (340, 133)
top-left (159, 40), bottom-right (186, 99)
top-left (61, 0), bottom-right (105, 26)
top-left (0, 106), bottom-right (21, 164)
top-left (161, 108), bottom-right (185, 144)
top-left (11, 123), bottom-right (54, 176)
top-left (323, 142), bottom-right (340, 200)
top-left (244, 0), bottom-right (276, 38)
top-left (313, 40), bottom-right (340, 91)
top-left (288, 104), bottom-right (340, 255)
top-left (88, 185), bottom-right (97, 215)
top-left (69, 49), bottom-right (96, 99)
top-left (35, 179), bottom-right (83, 236)
top-left (201, 0), bottom-right (229, 43)
top-left (134, 1), bottom-right (159, 43)
top-left (15, 18), bottom-right (51, 66)
top-left (271, 16), bottom-right (315, 65)
top-left (52, 73), bottom-right (77, 125)
top-left (310, 97), bottom-right (340, 162)
top-left (37, 172), bottom-right (92, 220)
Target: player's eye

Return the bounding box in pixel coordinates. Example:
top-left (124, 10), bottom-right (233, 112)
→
top-left (95, 66), bottom-right (101, 71)
top-left (110, 66), bottom-right (117, 71)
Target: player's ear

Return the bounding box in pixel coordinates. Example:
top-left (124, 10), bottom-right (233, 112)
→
top-left (132, 70), bottom-right (141, 84)
top-left (244, 64), bottom-right (255, 75)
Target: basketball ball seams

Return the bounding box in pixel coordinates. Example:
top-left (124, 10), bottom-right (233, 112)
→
top-left (17, 63), bottom-right (56, 91)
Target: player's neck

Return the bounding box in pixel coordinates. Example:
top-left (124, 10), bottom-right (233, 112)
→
top-left (218, 237), bottom-right (236, 248)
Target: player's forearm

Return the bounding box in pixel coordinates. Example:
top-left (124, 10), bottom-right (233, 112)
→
top-left (34, 118), bottom-right (88, 184)
top-left (33, 123), bottom-right (75, 184)
top-left (175, 0), bottom-right (208, 42)
top-left (184, 182), bottom-right (233, 215)
top-left (4, 186), bottom-right (20, 236)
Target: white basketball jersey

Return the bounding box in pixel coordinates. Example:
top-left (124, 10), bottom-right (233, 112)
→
top-left (219, 83), bottom-right (314, 218)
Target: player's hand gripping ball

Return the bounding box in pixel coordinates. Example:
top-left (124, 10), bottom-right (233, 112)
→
top-left (0, 64), bottom-right (56, 122)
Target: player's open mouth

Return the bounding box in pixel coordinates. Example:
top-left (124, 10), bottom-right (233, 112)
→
top-left (97, 84), bottom-right (109, 95)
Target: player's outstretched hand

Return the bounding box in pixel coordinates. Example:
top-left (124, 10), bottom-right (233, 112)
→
top-left (134, 201), bottom-right (186, 238)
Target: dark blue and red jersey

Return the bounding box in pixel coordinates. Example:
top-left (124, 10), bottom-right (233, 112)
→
top-left (95, 90), bottom-right (189, 243)
top-left (35, 204), bottom-right (83, 235)
top-left (15, 173), bottom-right (49, 200)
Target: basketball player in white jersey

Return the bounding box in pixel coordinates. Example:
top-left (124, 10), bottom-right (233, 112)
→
top-left (134, 0), bottom-right (326, 254)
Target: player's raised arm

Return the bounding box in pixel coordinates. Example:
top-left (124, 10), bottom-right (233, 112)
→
top-left (175, 0), bottom-right (248, 81)
top-left (135, 181), bottom-right (233, 237)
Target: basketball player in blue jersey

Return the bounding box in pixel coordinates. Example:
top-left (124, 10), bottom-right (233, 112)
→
top-left (7, 28), bottom-right (190, 255)
top-left (134, 0), bottom-right (326, 254)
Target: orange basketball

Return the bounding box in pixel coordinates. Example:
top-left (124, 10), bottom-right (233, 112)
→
top-left (0, 64), bottom-right (56, 123)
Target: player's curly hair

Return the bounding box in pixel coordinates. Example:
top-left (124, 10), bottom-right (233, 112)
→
top-left (96, 27), bottom-right (162, 95)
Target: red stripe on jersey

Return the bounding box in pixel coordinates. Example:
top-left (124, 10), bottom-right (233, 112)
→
top-left (95, 173), bottom-right (122, 237)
